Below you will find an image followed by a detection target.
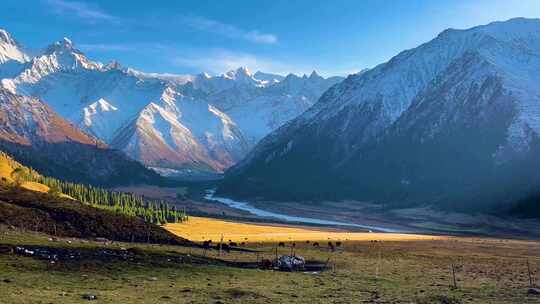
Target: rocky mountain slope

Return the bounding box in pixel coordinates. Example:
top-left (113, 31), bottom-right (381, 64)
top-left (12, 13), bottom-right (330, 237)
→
top-left (0, 87), bottom-right (162, 186)
top-left (219, 18), bottom-right (540, 214)
top-left (0, 32), bottom-right (343, 176)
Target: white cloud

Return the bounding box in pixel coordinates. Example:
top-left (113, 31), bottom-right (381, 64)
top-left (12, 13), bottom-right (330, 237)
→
top-left (172, 49), bottom-right (298, 75)
top-left (183, 15), bottom-right (278, 44)
top-left (78, 43), bottom-right (134, 52)
top-left (44, 0), bottom-right (120, 24)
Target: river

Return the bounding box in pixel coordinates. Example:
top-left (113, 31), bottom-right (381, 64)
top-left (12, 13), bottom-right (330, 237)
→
top-left (204, 189), bottom-right (398, 233)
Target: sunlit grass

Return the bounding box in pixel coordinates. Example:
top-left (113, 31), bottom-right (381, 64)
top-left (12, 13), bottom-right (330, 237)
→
top-left (164, 216), bottom-right (446, 243)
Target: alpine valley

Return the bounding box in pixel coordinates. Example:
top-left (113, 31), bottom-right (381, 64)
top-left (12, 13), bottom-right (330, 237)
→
top-left (3, 4), bottom-right (540, 303)
top-left (0, 29), bottom-right (342, 181)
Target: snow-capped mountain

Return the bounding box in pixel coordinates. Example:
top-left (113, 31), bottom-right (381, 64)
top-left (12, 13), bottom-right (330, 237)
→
top-left (0, 31), bottom-right (343, 175)
top-left (111, 87), bottom-right (249, 173)
top-left (0, 87), bottom-right (161, 185)
top-left (0, 29), bottom-right (28, 64)
top-left (220, 18), bottom-right (540, 212)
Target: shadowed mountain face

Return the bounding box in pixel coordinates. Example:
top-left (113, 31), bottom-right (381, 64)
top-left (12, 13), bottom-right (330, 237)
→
top-left (0, 87), bottom-right (162, 186)
top-left (219, 18), bottom-right (540, 215)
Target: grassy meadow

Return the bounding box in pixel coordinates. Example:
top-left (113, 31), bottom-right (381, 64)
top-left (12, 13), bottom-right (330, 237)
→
top-left (2, 221), bottom-right (540, 303)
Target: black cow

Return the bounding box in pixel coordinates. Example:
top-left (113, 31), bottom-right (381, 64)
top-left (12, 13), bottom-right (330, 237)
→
top-left (260, 259), bottom-right (273, 270)
top-left (215, 243), bottom-right (230, 253)
top-left (278, 242), bottom-right (285, 247)
top-left (222, 244), bottom-right (230, 253)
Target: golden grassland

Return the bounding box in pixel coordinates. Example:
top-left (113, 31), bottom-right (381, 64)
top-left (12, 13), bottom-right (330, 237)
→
top-left (0, 153), bottom-right (73, 199)
top-left (165, 216), bottom-right (446, 243)
top-left (0, 156), bottom-right (14, 183)
top-left (20, 181), bottom-right (50, 192)
top-left (0, 153), bottom-right (50, 193)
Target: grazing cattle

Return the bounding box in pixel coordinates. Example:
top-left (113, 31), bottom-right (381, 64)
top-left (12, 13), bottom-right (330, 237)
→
top-left (229, 242), bottom-right (238, 247)
top-left (278, 242), bottom-right (285, 247)
top-left (202, 241), bottom-right (211, 249)
top-left (222, 244), bottom-right (230, 253)
top-left (328, 242), bottom-right (335, 252)
top-left (215, 243), bottom-right (231, 253)
top-left (313, 242), bottom-right (319, 247)
top-left (292, 242), bottom-right (296, 248)
top-left (260, 259), bottom-right (273, 270)
top-left (306, 240), bottom-right (310, 244)
top-left (240, 242), bottom-right (245, 246)
top-left (336, 241), bottom-right (342, 247)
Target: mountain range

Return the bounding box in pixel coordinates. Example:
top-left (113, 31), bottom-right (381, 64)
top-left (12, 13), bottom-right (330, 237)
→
top-left (0, 31), bottom-right (342, 178)
top-left (219, 18), bottom-right (540, 214)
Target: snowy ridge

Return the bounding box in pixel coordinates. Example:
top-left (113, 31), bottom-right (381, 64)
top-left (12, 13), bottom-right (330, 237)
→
top-left (0, 32), bottom-right (342, 174)
top-left (0, 29), bottom-right (28, 64)
top-left (293, 18), bottom-right (540, 146)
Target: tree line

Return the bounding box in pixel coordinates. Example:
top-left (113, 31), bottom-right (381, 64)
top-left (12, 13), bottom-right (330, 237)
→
top-left (5, 153), bottom-right (187, 225)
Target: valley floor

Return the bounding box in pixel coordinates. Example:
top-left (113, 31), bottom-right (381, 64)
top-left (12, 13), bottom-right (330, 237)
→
top-left (117, 184), bottom-right (540, 238)
top-left (2, 224), bottom-right (540, 303)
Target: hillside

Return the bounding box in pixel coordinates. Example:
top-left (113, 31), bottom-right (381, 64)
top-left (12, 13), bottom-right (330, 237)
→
top-left (0, 150), bottom-right (188, 243)
top-left (0, 150), bottom-right (53, 193)
top-left (219, 18), bottom-right (540, 216)
top-left (0, 183), bottom-right (189, 244)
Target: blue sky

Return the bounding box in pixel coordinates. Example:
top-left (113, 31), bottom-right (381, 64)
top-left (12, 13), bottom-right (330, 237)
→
top-left (2, 0), bottom-right (540, 76)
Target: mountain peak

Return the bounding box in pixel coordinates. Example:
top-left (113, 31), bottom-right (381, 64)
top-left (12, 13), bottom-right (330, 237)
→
top-left (0, 29), bottom-right (16, 45)
top-left (62, 37), bottom-right (73, 47)
top-left (236, 66), bottom-right (251, 75)
top-left (284, 73), bottom-right (301, 80)
top-left (46, 37), bottom-right (78, 55)
top-left (436, 17), bottom-right (540, 44)
top-left (309, 70), bottom-right (322, 79)
top-left (0, 29), bottom-right (29, 64)
top-left (200, 71), bottom-right (212, 79)
top-left (224, 67), bottom-right (253, 79)
top-left (104, 60), bottom-right (122, 71)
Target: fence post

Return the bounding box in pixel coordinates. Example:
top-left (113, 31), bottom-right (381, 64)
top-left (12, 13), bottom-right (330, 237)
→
top-left (528, 259), bottom-right (534, 288)
top-left (451, 263), bottom-right (457, 289)
top-left (218, 234), bottom-right (223, 257)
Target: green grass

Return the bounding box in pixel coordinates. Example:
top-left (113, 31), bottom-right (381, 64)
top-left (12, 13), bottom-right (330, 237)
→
top-left (2, 226), bottom-right (540, 303)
